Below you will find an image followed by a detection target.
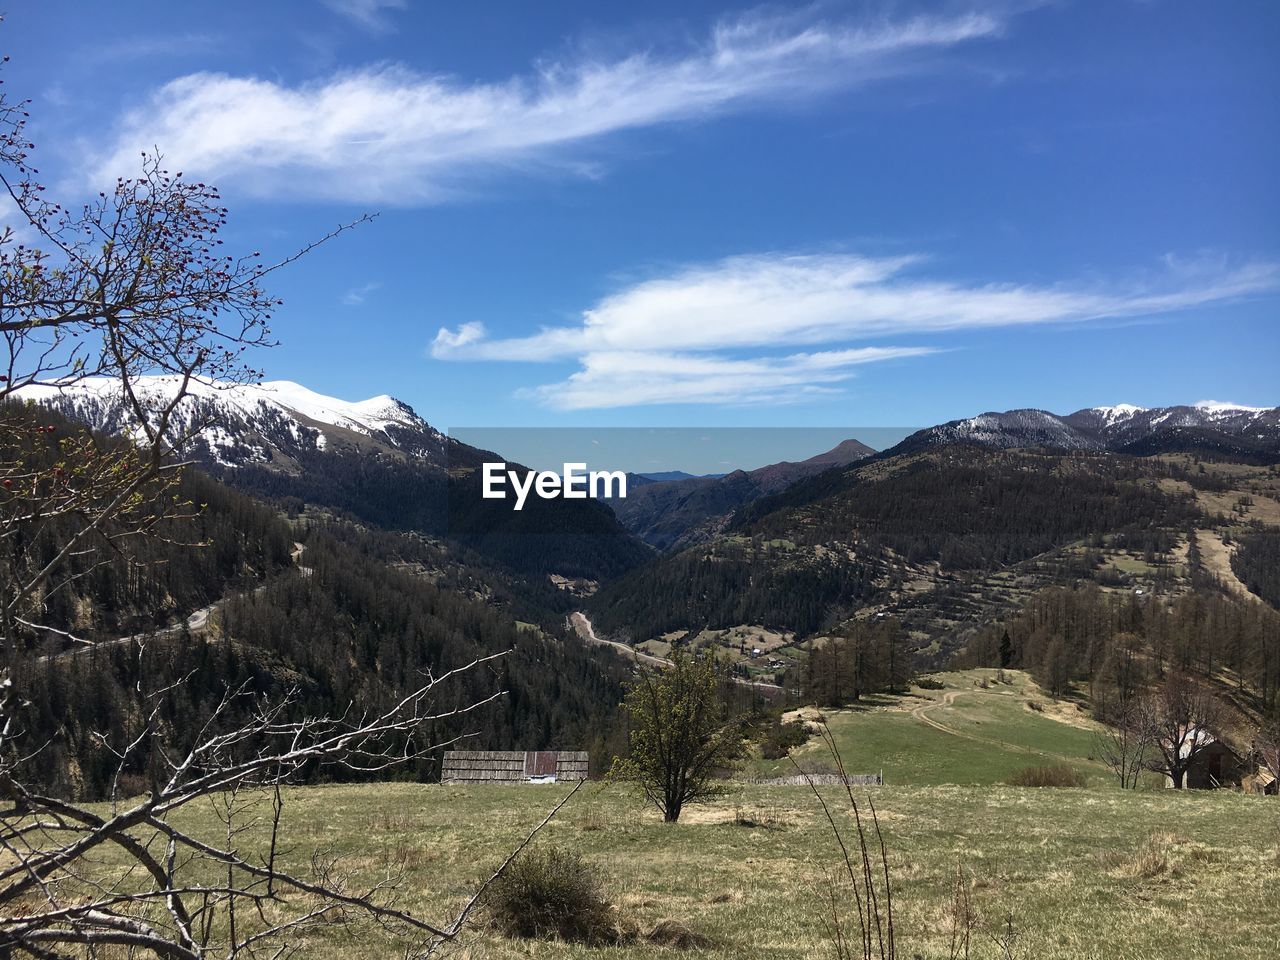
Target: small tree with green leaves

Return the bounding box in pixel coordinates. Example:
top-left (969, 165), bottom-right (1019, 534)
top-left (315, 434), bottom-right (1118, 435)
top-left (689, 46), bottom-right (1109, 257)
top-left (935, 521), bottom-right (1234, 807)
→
top-left (612, 651), bottom-right (744, 822)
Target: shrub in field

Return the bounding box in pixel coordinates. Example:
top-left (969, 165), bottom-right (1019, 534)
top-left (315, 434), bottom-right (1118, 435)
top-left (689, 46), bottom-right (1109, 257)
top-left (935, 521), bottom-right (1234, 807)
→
top-left (1004, 764), bottom-right (1087, 788)
top-left (733, 805), bottom-right (788, 830)
top-left (612, 651), bottom-right (746, 822)
top-left (916, 677), bottom-right (946, 690)
top-left (646, 919), bottom-right (714, 949)
top-left (1099, 831), bottom-right (1186, 880)
top-left (483, 846), bottom-right (616, 943)
top-left (760, 718), bottom-right (813, 759)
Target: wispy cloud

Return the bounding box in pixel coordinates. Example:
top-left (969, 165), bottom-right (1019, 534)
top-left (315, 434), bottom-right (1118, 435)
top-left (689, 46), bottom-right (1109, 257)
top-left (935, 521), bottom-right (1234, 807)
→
top-left (520, 347), bottom-right (938, 410)
top-left (320, 0), bottom-right (407, 32)
top-left (340, 281), bottom-right (381, 306)
top-left (433, 252), bottom-right (1280, 408)
top-left (80, 33), bottom-right (222, 66)
top-left (87, 8), bottom-right (1002, 202)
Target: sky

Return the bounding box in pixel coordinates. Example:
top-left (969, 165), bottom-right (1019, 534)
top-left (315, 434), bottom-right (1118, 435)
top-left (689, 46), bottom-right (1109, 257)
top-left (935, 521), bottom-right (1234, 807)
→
top-left (4, 0), bottom-right (1279, 432)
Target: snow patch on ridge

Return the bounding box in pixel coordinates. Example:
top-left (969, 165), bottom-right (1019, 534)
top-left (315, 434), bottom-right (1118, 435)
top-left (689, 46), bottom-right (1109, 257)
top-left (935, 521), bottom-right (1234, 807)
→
top-left (1091, 403), bottom-right (1147, 424)
top-left (1194, 400), bottom-right (1269, 416)
top-left (15, 376), bottom-right (434, 441)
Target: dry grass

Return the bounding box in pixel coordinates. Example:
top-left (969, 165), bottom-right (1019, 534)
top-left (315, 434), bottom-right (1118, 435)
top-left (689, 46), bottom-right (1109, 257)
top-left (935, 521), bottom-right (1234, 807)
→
top-left (1195, 529), bottom-right (1262, 601)
top-left (71, 778), bottom-right (1274, 959)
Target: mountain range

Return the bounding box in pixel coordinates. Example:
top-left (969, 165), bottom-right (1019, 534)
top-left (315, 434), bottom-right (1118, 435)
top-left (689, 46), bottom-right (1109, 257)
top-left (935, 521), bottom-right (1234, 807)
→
top-left (16, 377), bottom-right (453, 470)
top-left (889, 402), bottom-right (1280, 461)
top-left (12, 380), bottom-right (1278, 559)
top-left (19, 378), bottom-right (1276, 474)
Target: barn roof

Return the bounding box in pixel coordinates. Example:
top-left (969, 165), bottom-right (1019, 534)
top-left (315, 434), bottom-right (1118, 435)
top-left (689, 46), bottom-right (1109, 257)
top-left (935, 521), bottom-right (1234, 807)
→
top-left (441, 750), bottom-right (589, 784)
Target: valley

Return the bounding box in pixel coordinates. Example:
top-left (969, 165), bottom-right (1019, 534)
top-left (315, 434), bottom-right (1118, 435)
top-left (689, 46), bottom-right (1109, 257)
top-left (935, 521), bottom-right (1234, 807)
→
top-left (6, 385), bottom-right (1280, 958)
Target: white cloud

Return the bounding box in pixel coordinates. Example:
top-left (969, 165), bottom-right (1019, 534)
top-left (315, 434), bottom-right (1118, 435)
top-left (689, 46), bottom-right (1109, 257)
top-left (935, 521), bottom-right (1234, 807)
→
top-left (321, 0), bottom-right (407, 31)
top-left (432, 321), bottom-right (487, 351)
top-left (88, 8), bottom-right (1002, 202)
top-left (521, 347), bottom-right (937, 410)
top-left (433, 251), bottom-right (1280, 408)
top-left (433, 252), bottom-right (1280, 361)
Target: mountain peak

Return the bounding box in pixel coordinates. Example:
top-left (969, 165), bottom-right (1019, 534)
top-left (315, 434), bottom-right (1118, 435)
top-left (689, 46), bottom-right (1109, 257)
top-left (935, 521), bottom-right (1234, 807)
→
top-left (12, 376), bottom-right (444, 471)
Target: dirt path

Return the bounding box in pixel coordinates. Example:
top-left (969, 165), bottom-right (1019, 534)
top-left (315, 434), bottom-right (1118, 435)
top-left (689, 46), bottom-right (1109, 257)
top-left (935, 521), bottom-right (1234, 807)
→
top-left (570, 612), bottom-right (674, 669)
top-left (908, 689), bottom-right (1091, 766)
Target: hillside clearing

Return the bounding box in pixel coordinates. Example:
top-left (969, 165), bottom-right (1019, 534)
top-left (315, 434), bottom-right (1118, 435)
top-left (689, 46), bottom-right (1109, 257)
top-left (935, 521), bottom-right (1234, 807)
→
top-left (753, 670), bottom-right (1110, 786)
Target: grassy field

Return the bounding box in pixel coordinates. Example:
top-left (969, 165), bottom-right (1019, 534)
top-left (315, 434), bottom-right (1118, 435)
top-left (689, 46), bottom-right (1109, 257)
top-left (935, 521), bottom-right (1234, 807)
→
top-left (62, 670), bottom-right (1279, 957)
top-left (753, 670), bottom-right (1111, 786)
top-left (158, 778), bottom-right (1277, 959)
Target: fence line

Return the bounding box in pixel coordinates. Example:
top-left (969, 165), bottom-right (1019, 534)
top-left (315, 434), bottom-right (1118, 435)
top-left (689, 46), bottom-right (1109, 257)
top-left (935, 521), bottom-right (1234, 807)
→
top-left (741, 773), bottom-right (883, 786)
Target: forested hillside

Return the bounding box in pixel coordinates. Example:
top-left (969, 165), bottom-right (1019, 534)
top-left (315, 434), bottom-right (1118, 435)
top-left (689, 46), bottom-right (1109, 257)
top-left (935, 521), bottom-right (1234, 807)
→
top-left (3, 406), bottom-right (628, 799)
top-left (734, 449), bottom-right (1195, 569)
top-left (592, 449), bottom-right (1203, 646)
top-left (1232, 525), bottom-right (1280, 609)
top-left (2, 406), bottom-right (295, 649)
top-left (218, 449), bottom-right (653, 579)
top-left (11, 521), bottom-right (629, 799)
top-left (590, 537), bottom-right (876, 639)
top-left (956, 584), bottom-right (1280, 716)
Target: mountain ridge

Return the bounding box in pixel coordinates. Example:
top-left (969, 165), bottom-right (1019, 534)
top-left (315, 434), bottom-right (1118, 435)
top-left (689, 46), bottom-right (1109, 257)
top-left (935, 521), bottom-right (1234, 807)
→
top-left (887, 401), bottom-right (1280, 461)
top-left (609, 436), bottom-right (877, 550)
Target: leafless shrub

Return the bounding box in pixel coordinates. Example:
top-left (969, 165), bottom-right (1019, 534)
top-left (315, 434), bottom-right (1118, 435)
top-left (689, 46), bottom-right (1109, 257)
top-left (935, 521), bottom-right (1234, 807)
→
top-left (575, 809), bottom-right (608, 832)
top-left (793, 723), bottom-right (895, 960)
top-left (1094, 706), bottom-right (1153, 789)
top-left (373, 811), bottom-right (420, 832)
top-left (947, 861), bottom-right (975, 960)
top-left (733, 804), bottom-right (788, 830)
top-left (1004, 764), bottom-right (1087, 788)
top-left (645, 918), bottom-right (713, 949)
top-left (1099, 831), bottom-right (1185, 881)
top-left (987, 914), bottom-right (1024, 960)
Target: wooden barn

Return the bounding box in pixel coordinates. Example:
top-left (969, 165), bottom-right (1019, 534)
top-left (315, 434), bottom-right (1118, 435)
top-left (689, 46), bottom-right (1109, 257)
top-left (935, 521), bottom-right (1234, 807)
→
top-left (1164, 727), bottom-right (1246, 789)
top-left (440, 750), bottom-right (589, 784)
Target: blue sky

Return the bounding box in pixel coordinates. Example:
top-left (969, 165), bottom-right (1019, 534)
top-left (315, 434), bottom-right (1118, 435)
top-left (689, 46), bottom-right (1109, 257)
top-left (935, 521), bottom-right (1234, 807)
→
top-left (5, 1), bottom-right (1278, 430)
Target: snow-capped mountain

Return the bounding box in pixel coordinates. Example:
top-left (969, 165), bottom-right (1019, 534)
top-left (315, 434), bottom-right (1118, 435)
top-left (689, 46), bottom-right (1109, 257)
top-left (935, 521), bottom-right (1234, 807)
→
top-left (13, 377), bottom-right (450, 471)
top-left (892, 402), bottom-right (1280, 459)
top-left (1065, 402), bottom-right (1278, 445)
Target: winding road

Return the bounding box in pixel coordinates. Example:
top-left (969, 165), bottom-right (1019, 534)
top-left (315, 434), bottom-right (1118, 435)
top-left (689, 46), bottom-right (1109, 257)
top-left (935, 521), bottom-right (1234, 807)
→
top-left (569, 612), bottom-right (782, 693)
top-left (35, 601), bottom-right (221, 663)
top-left (34, 543), bottom-right (309, 664)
